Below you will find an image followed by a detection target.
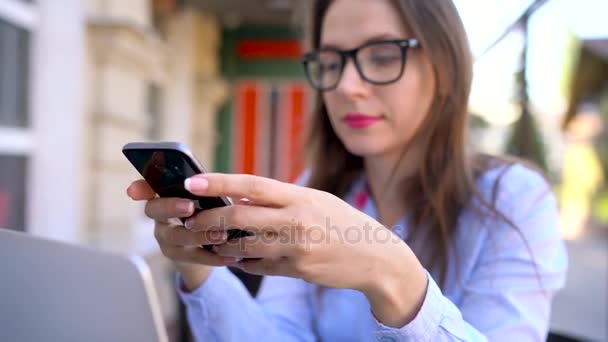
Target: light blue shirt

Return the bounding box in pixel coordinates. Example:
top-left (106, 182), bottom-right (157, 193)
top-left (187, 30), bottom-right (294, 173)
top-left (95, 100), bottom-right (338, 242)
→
top-left (177, 164), bottom-right (568, 341)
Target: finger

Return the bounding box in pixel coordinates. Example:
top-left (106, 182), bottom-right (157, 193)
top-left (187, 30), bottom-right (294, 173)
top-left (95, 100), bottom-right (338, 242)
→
top-left (127, 179), bottom-right (156, 201)
top-left (184, 205), bottom-right (285, 234)
top-left (185, 173), bottom-right (297, 207)
top-left (212, 234), bottom-right (284, 259)
top-left (155, 223), bottom-right (229, 247)
top-left (161, 245), bottom-right (240, 266)
top-left (236, 257), bottom-right (290, 276)
top-left (236, 198), bottom-right (253, 205)
top-left (145, 198), bottom-right (195, 222)
top-left (235, 197), bottom-right (275, 208)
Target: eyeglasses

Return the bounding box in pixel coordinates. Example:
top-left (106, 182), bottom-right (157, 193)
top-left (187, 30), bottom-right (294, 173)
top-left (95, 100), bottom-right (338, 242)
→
top-left (301, 39), bottom-right (420, 92)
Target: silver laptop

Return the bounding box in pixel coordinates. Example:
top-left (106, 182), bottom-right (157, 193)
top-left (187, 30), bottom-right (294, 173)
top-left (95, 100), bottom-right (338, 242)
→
top-left (0, 228), bottom-right (169, 342)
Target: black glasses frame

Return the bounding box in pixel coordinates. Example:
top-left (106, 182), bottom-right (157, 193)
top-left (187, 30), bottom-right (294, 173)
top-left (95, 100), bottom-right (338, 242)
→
top-left (301, 38), bottom-right (420, 92)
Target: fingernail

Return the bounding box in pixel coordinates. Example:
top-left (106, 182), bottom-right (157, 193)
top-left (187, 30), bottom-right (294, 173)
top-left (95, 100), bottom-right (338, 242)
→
top-left (223, 257), bottom-right (239, 264)
top-left (184, 177), bottom-right (208, 193)
top-left (184, 218), bottom-right (195, 230)
top-left (176, 200), bottom-right (194, 215)
top-left (208, 231), bottom-right (227, 242)
top-left (238, 198), bottom-right (252, 205)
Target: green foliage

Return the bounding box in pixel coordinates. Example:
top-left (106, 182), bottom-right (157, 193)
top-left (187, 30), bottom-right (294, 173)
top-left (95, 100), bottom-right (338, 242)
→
top-left (594, 88), bottom-right (608, 182)
top-left (559, 30), bottom-right (583, 98)
top-left (593, 191), bottom-right (608, 224)
top-left (505, 31), bottom-right (549, 172)
top-left (505, 110), bottom-right (549, 171)
top-left (468, 112), bottom-right (489, 130)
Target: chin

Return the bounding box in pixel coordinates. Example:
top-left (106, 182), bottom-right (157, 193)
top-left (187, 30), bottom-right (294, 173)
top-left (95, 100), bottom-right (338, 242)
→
top-left (341, 139), bottom-right (391, 157)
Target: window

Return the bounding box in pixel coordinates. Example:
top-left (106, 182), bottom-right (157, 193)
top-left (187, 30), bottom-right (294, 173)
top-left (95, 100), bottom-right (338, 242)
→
top-left (0, 155), bottom-right (26, 230)
top-left (0, 17), bottom-right (30, 127)
top-left (0, 0), bottom-right (36, 232)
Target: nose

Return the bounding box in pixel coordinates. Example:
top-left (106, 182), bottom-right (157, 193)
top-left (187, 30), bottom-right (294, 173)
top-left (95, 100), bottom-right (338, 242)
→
top-left (334, 59), bottom-right (369, 99)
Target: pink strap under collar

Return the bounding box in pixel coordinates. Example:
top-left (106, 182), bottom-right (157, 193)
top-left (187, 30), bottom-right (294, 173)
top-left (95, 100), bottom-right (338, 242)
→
top-left (353, 182), bottom-right (370, 211)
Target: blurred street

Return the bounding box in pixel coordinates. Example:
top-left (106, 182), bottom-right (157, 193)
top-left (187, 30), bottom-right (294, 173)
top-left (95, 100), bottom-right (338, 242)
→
top-left (552, 224), bottom-right (608, 342)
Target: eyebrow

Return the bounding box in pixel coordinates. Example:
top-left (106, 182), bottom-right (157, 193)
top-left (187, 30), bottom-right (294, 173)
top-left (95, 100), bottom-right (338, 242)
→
top-left (320, 33), bottom-right (405, 50)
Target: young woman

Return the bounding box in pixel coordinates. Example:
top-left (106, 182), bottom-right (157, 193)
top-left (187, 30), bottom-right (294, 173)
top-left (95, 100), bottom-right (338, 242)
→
top-left (127, 0), bottom-right (567, 340)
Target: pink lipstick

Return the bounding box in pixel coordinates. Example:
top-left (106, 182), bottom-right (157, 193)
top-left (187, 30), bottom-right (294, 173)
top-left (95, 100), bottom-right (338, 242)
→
top-left (343, 113), bottom-right (383, 128)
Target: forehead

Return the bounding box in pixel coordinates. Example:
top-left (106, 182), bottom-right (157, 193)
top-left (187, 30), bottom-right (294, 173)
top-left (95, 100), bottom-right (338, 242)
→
top-left (321, 0), bottom-right (409, 48)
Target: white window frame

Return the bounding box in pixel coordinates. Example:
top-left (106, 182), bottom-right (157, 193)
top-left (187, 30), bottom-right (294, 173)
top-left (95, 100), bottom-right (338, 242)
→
top-left (0, 0), bottom-right (38, 30)
top-left (0, 127), bottom-right (34, 155)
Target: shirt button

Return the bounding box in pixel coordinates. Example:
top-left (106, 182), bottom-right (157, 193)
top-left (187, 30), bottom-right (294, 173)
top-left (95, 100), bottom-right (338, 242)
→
top-left (377, 336), bottom-right (397, 342)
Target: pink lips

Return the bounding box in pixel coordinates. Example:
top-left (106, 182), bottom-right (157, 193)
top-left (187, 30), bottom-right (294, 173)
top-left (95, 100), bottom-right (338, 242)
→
top-left (343, 113), bottom-right (383, 128)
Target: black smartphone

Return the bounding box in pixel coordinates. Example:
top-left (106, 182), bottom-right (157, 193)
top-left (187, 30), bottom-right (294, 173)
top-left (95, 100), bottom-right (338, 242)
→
top-left (122, 142), bottom-right (251, 252)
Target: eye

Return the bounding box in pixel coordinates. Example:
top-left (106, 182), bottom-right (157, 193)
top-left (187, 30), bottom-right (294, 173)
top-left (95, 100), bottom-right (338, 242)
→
top-left (370, 54), bottom-right (401, 66)
top-left (320, 61), bottom-right (341, 73)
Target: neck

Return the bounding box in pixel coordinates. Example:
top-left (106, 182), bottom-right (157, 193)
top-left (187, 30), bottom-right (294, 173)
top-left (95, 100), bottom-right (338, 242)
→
top-left (363, 143), bottom-right (422, 214)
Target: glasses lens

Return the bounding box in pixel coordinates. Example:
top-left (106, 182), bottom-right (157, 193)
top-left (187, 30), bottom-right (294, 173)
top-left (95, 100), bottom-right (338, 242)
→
top-left (305, 50), bottom-right (343, 90)
top-left (358, 42), bottom-right (404, 83)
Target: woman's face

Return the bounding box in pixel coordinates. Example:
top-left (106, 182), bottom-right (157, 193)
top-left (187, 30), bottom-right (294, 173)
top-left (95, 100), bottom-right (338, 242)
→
top-left (321, 0), bottom-right (436, 159)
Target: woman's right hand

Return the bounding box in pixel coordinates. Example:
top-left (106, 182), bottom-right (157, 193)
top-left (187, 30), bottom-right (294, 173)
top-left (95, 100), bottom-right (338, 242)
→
top-left (126, 179), bottom-right (240, 291)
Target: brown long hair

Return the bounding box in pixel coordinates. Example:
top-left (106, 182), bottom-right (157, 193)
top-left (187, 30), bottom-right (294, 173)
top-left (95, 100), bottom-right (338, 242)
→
top-left (304, 0), bottom-right (537, 289)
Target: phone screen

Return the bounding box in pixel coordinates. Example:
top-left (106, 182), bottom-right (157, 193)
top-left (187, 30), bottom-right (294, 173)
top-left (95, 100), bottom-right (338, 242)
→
top-left (123, 148), bottom-right (229, 211)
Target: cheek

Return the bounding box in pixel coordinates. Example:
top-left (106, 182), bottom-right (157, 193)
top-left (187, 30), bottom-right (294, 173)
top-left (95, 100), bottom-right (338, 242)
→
top-left (321, 93), bottom-right (342, 125)
top-left (382, 64), bottom-right (435, 135)
top-left (322, 93), bottom-right (337, 113)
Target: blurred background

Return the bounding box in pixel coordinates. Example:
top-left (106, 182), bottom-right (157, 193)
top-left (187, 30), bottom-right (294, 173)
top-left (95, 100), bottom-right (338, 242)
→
top-left (0, 0), bottom-right (605, 341)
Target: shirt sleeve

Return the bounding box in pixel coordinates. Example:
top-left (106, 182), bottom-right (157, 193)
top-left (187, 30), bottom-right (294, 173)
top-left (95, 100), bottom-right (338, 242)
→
top-left (177, 267), bottom-right (317, 342)
top-left (370, 165), bottom-right (568, 341)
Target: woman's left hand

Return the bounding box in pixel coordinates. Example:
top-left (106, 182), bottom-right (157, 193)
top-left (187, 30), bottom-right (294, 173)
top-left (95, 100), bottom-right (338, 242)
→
top-left (183, 173), bottom-right (427, 311)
